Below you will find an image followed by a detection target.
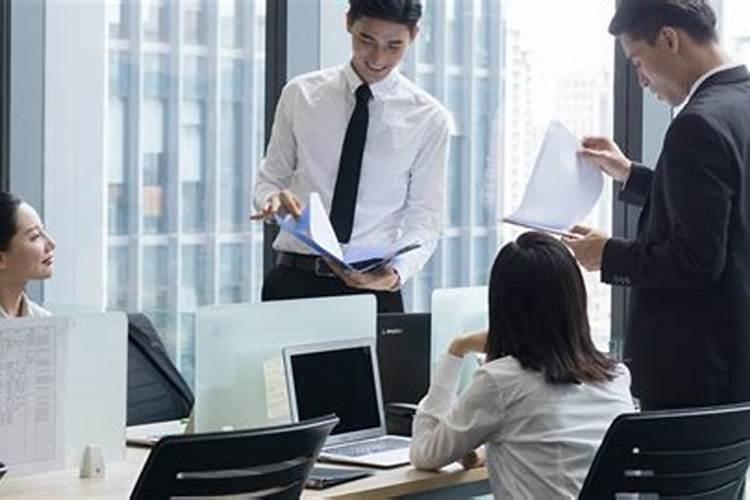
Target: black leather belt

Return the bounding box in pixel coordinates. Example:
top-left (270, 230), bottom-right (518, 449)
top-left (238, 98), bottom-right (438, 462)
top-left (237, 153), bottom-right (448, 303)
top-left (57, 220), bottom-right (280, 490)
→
top-left (277, 252), bottom-right (336, 278)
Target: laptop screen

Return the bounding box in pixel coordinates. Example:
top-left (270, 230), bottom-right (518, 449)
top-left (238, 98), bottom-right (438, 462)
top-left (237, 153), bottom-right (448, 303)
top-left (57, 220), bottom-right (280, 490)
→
top-left (288, 344), bottom-right (381, 436)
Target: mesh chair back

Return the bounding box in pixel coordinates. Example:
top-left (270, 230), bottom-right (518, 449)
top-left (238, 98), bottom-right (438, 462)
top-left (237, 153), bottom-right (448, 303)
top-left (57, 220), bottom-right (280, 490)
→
top-left (127, 313), bottom-right (194, 425)
top-left (131, 414), bottom-right (338, 500)
top-left (580, 403), bottom-right (750, 500)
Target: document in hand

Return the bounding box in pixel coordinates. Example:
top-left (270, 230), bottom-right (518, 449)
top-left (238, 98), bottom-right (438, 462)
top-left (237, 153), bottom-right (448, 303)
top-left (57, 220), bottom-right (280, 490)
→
top-left (275, 192), bottom-right (420, 273)
top-left (503, 120), bottom-right (603, 236)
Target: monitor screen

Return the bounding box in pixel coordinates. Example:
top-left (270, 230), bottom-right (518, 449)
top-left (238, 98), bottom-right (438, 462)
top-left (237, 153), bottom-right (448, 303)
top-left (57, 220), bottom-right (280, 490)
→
top-left (289, 345), bottom-right (381, 436)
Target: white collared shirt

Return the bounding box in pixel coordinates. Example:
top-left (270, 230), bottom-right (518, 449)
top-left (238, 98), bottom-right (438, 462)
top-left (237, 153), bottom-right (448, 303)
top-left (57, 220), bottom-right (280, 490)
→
top-left (410, 353), bottom-right (635, 500)
top-left (0, 293), bottom-right (51, 318)
top-left (254, 64), bottom-right (451, 283)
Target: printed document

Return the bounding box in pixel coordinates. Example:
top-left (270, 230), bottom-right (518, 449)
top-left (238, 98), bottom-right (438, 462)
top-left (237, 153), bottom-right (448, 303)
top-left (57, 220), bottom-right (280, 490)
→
top-left (503, 120), bottom-right (603, 236)
top-left (0, 320), bottom-right (66, 475)
top-left (276, 192), bottom-right (420, 273)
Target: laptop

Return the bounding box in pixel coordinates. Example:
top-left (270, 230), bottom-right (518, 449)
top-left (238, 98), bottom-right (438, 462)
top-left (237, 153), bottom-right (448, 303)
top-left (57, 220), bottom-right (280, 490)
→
top-left (376, 313), bottom-right (431, 405)
top-left (283, 338), bottom-right (411, 468)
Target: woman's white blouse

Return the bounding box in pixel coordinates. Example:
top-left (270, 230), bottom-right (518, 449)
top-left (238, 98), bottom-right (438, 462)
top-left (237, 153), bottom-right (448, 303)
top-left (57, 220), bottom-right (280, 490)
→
top-left (410, 353), bottom-right (635, 499)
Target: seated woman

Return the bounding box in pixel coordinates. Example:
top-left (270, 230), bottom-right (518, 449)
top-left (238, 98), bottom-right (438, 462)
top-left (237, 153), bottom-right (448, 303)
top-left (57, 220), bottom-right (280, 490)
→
top-left (0, 192), bottom-right (56, 317)
top-left (410, 232), bottom-right (634, 499)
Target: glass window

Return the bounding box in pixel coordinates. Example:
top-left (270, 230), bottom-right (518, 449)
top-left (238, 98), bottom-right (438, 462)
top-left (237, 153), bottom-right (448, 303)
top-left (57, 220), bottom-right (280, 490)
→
top-left (142, 98), bottom-right (169, 234)
top-left (143, 0), bottom-right (169, 43)
top-left (107, 245), bottom-right (130, 310)
top-left (181, 245), bottom-right (209, 309)
top-left (142, 245), bottom-right (171, 311)
top-left (183, 0), bottom-right (206, 46)
top-left (220, 59), bottom-right (245, 231)
top-left (719, 0), bottom-right (750, 65)
top-left (219, 243), bottom-right (248, 304)
top-left (107, 0), bottom-right (129, 39)
top-left (400, 0), bottom-right (615, 349)
top-left (182, 57), bottom-right (207, 232)
top-left (220, 0), bottom-right (243, 49)
top-left (103, 1), bottom-right (266, 369)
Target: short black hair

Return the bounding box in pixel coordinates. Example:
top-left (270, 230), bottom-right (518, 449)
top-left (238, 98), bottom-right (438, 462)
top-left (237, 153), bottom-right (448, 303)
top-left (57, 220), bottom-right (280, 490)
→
top-left (485, 232), bottom-right (617, 384)
top-left (347, 0), bottom-right (422, 29)
top-left (609, 0), bottom-right (718, 44)
top-left (0, 192), bottom-right (22, 252)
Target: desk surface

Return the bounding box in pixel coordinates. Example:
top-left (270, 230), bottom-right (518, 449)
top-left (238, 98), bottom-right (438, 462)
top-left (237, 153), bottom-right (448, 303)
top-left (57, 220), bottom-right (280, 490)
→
top-left (0, 447), bottom-right (488, 500)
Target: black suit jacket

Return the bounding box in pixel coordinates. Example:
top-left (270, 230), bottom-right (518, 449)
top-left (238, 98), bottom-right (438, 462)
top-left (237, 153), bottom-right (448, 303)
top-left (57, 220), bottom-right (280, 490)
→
top-left (602, 65), bottom-right (750, 408)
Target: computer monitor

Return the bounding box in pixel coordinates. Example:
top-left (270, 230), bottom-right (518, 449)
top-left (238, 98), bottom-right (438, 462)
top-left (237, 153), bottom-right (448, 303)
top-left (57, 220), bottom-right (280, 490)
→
top-left (283, 338), bottom-right (386, 445)
top-left (376, 313), bottom-right (430, 404)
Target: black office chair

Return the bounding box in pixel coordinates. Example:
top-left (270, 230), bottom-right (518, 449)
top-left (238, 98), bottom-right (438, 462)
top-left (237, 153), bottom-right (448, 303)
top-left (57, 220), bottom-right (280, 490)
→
top-left (127, 313), bottom-right (194, 425)
top-left (579, 403), bottom-right (750, 499)
top-left (130, 414), bottom-right (339, 500)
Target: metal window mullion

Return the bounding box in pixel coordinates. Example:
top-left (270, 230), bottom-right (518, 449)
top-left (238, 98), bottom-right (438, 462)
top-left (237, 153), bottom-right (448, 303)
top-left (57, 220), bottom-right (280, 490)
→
top-left (206, 0), bottom-right (220, 306)
top-left (466, 0), bottom-right (480, 285)
top-left (0, 0), bottom-right (9, 190)
top-left (611, 0), bottom-right (644, 350)
top-left (262, 0), bottom-right (287, 278)
top-left (171, 0), bottom-right (184, 360)
top-left (488, 0), bottom-right (504, 255)
top-left (434, 0), bottom-right (449, 289)
top-left (458, 0), bottom-right (473, 285)
top-left (246, 0), bottom-right (261, 302)
top-left (132, 0), bottom-right (145, 311)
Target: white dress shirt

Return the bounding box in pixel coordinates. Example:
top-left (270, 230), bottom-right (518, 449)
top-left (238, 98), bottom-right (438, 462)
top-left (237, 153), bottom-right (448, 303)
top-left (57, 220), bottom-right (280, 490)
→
top-left (0, 293), bottom-right (51, 318)
top-left (254, 64), bottom-right (451, 284)
top-left (411, 353), bottom-right (635, 500)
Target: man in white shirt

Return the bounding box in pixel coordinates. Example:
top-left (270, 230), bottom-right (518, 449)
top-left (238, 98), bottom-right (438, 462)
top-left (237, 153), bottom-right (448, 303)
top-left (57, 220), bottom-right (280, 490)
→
top-left (252, 0), bottom-right (450, 312)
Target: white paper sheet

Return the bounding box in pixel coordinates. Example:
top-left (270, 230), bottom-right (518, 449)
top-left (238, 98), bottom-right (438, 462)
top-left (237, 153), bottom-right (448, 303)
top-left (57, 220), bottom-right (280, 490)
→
top-left (0, 321), bottom-right (66, 475)
top-left (503, 121), bottom-right (603, 235)
top-left (276, 192), bottom-right (420, 273)
top-left (262, 356), bottom-right (290, 421)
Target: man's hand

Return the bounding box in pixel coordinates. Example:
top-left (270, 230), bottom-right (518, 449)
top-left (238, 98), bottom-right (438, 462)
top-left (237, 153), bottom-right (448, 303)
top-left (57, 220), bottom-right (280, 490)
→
top-left (459, 446), bottom-right (486, 470)
top-left (580, 136), bottom-right (633, 184)
top-left (562, 225), bottom-right (609, 272)
top-left (250, 190), bottom-right (303, 222)
top-left (325, 260), bottom-right (401, 292)
top-left (448, 329), bottom-right (488, 358)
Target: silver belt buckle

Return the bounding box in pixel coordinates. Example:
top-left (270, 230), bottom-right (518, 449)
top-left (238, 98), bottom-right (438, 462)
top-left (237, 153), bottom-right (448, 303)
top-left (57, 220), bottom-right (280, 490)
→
top-left (314, 258), bottom-right (335, 277)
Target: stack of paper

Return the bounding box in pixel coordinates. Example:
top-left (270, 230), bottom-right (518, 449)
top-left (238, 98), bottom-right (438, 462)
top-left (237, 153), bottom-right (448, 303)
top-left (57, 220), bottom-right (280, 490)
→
top-left (503, 120), bottom-right (604, 236)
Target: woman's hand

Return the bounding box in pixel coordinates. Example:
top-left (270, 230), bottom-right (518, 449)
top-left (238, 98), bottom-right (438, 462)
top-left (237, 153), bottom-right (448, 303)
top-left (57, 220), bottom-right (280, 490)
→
top-left (459, 446), bottom-right (486, 470)
top-left (448, 329), bottom-right (488, 358)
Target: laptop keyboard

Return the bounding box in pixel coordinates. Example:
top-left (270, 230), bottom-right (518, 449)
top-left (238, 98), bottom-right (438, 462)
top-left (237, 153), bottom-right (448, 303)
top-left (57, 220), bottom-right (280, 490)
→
top-left (325, 437), bottom-right (409, 458)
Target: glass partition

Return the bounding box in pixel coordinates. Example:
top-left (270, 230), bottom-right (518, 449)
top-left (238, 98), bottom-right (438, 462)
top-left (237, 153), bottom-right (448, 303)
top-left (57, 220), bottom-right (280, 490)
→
top-left (193, 294), bottom-right (377, 432)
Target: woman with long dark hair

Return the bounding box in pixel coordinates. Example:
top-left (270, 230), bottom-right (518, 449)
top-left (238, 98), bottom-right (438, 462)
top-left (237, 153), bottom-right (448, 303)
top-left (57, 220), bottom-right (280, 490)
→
top-left (410, 232), bottom-right (633, 499)
top-left (0, 192), bottom-right (55, 317)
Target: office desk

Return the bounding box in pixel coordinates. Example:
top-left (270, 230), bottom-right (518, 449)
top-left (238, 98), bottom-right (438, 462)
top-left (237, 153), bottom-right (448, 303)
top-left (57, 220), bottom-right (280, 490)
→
top-left (0, 447), bottom-right (489, 500)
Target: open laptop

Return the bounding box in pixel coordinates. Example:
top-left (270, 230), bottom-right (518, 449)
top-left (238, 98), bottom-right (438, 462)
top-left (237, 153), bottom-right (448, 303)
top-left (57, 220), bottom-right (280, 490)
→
top-left (283, 338), bottom-right (411, 468)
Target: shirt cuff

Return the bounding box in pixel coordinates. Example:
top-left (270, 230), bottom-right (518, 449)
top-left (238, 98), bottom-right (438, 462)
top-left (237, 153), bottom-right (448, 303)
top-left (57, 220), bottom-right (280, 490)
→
top-left (431, 353), bottom-right (463, 393)
top-left (253, 188), bottom-right (277, 213)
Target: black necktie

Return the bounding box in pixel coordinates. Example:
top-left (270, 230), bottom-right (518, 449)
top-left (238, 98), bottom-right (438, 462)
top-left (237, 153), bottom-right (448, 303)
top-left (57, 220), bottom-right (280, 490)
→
top-left (330, 83), bottom-right (372, 243)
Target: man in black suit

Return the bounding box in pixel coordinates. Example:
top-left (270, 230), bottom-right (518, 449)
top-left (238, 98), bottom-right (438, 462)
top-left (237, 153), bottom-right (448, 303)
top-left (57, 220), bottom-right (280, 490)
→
top-left (565, 0), bottom-right (750, 411)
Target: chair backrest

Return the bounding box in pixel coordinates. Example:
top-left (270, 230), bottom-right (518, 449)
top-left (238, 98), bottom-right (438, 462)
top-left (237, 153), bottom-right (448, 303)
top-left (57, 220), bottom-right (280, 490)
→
top-left (127, 313), bottom-right (194, 425)
top-left (130, 414), bottom-right (338, 500)
top-left (579, 403), bottom-right (750, 500)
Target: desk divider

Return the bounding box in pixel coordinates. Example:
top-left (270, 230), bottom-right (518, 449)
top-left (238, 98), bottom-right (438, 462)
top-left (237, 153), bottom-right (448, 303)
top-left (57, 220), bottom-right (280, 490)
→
top-left (193, 295), bottom-right (377, 433)
top-left (431, 287), bottom-right (488, 393)
top-left (0, 312), bottom-right (127, 476)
